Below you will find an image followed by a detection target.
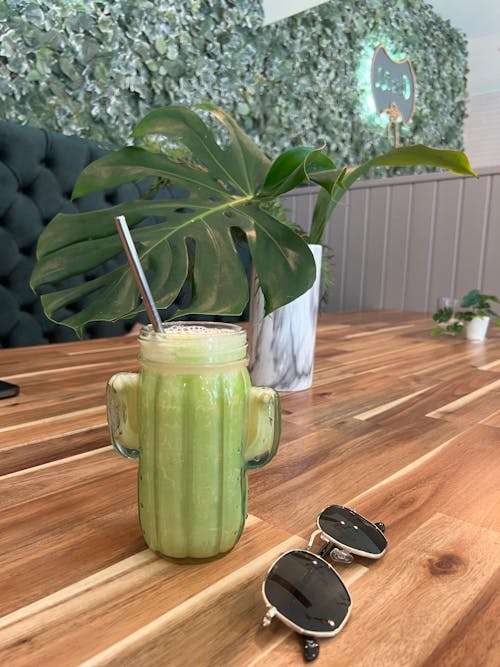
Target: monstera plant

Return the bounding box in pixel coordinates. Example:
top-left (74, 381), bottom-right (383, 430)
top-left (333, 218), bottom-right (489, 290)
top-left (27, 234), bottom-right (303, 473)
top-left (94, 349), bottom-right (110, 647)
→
top-left (30, 104), bottom-right (476, 335)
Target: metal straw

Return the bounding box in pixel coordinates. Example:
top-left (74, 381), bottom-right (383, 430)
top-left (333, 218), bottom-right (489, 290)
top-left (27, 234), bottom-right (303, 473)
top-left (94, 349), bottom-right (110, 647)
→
top-left (115, 215), bottom-right (164, 333)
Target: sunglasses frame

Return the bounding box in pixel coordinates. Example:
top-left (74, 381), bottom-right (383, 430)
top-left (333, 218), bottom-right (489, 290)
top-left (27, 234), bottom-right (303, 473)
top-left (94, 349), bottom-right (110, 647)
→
top-left (261, 504), bottom-right (387, 661)
top-left (308, 504), bottom-right (387, 560)
top-left (261, 548), bottom-right (352, 638)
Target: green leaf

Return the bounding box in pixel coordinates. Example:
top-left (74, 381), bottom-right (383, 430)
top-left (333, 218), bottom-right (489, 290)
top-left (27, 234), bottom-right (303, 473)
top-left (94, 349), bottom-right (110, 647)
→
top-left (309, 145), bottom-right (477, 243)
top-left (310, 188), bottom-right (330, 240)
top-left (72, 146), bottom-right (220, 200)
top-left (32, 106), bottom-right (316, 333)
top-left (308, 168), bottom-right (347, 244)
top-left (358, 145), bottom-right (476, 177)
top-left (130, 104), bottom-right (268, 195)
top-left (459, 290), bottom-right (500, 316)
top-left (307, 165), bottom-right (345, 195)
top-left (460, 289), bottom-right (481, 308)
top-left (260, 146), bottom-right (335, 199)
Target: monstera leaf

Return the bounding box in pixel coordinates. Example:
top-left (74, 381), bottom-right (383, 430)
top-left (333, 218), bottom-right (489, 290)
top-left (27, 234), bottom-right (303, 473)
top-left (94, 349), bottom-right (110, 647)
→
top-left (31, 103), bottom-right (477, 336)
top-left (31, 105), bottom-right (321, 335)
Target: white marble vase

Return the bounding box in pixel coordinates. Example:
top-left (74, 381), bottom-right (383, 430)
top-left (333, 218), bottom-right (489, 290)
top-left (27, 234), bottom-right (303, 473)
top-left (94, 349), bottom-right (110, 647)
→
top-left (248, 244), bottom-right (323, 391)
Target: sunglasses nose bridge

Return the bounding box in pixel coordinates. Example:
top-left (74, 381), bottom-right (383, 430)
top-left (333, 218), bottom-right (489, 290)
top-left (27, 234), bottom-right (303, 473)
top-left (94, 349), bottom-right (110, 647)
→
top-left (306, 528), bottom-right (329, 551)
top-left (307, 529), bottom-right (354, 564)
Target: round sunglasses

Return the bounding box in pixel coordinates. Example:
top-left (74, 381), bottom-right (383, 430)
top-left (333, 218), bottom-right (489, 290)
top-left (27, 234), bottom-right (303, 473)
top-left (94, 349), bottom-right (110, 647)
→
top-left (262, 504), bottom-right (387, 662)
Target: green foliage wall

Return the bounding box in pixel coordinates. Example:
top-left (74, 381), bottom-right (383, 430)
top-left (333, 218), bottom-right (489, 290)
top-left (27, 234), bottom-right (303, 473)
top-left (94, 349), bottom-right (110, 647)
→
top-left (0, 0), bottom-right (467, 165)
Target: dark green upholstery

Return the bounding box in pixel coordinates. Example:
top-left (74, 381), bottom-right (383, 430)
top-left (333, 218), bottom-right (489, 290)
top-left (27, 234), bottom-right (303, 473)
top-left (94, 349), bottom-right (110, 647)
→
top-left (0, 121), bottom-right (249, 348)
top-left (0, 121), bottom-right (152, 347)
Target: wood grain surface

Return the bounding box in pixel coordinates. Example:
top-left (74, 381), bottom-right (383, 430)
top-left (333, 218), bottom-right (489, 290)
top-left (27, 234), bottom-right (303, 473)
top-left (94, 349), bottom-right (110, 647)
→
top-left (0, 312), bottom-right (499, 666)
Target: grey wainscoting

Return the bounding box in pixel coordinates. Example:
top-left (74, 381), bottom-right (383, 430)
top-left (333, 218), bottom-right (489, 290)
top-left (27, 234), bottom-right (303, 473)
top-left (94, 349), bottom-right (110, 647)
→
top-left (281, 165), bottom-right (500, 313)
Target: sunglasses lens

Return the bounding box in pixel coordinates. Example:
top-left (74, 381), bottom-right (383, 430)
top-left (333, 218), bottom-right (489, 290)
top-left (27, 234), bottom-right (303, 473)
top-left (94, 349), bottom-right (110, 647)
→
top-left (318, 505), bottom-right (387, 556)
top-left (264, 550), bottom-right (351, 635)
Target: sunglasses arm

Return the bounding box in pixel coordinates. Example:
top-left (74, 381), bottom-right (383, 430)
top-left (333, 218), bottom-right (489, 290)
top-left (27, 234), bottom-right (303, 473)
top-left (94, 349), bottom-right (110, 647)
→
top-left (304, 637), bottom-right (320, 662)
top-left (262, 606), bottom-right (277, 627)
top-left (262, 606), bottom-right (321, 662)
top-left (307, 529), bottom-right (354, 564)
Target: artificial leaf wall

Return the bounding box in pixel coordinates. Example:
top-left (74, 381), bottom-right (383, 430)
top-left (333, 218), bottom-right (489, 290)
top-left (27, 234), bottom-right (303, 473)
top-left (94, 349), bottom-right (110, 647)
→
top-left (0, 0), bottom-right (467, 170)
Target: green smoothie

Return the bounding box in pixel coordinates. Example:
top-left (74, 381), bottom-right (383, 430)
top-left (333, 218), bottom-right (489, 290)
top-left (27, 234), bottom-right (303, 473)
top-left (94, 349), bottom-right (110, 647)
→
top-left (107, 322), bottom-right (280, 560)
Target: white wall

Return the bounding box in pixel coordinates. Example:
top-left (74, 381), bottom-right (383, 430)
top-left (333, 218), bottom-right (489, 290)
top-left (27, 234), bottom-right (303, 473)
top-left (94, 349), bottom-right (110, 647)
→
top-left (412, 2), bottom-right (500, 167)
top-left (464, 92), bottom-right (500, 169)
top-left (261, 0), bottom-right (328, 25)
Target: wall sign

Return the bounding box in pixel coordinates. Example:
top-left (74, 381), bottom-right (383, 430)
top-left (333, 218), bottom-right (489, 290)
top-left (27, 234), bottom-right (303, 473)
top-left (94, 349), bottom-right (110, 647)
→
top-left (371, 45), bottom-right (416, 146)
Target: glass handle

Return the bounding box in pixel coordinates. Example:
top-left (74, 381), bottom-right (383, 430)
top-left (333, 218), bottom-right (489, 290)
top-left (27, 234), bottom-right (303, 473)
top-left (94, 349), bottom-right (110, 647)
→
top-left (245, 386), bottom-right (281, 470)
top-left (106, 372), bottom-right (140, 459)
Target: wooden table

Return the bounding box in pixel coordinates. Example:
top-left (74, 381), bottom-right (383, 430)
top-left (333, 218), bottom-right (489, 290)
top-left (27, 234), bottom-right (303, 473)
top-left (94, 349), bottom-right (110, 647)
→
top-left (1, 312), bottom-right (499, 666)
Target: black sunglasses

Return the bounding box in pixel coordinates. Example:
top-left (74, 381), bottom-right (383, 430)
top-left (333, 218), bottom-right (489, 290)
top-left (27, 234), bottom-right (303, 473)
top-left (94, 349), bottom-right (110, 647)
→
top-left (262, 504), bottom-right (386, 662)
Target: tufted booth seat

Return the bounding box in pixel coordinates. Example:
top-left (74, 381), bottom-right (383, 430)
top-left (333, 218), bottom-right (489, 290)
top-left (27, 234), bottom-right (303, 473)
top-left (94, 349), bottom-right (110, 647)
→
top-left (0, 121), bottom-right (248, 347)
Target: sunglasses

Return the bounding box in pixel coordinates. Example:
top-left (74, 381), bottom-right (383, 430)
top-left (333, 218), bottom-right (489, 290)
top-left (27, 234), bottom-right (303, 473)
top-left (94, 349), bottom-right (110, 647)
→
top-left (262, 504), bottom-right (387, 662)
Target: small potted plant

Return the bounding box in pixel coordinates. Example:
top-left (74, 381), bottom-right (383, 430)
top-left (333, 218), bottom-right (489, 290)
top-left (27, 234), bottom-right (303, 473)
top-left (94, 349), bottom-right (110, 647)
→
top-left (431, 290), bottom-right (500, 340)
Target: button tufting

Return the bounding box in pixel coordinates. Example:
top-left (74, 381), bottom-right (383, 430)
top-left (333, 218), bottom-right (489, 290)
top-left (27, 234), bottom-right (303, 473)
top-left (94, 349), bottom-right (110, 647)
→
top-left (1, 119), bottom-right (228, 347)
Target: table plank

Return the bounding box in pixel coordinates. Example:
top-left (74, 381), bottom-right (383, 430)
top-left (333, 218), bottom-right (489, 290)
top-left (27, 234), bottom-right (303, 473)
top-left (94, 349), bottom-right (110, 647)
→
top-left (249, 416), bottom-right (465, 538)
top-left (257, 513), bottom-right (500, 666)
top-left (0, 518), bottom-right (301, 667)
top-left (349, 423), bottom-right (500, 538)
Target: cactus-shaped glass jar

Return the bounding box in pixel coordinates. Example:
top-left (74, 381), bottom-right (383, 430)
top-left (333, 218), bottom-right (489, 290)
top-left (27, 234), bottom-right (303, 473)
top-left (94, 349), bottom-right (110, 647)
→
top-left (106, 322), bottom-right (281, 560)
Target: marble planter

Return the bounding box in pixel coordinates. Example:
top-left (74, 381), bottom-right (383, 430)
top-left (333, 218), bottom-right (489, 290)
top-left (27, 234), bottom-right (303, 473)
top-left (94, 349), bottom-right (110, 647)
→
top-left (248, 244), bottom-right (322, 391)
top-left (464, 316), bottom-right (489, 341)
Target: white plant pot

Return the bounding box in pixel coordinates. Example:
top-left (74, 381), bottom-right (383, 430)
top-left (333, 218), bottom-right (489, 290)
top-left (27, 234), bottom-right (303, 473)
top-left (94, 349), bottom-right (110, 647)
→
top-left (464, 316), bottom-right (490, 341)
top-left (248, 244), bottom-right (322, 391)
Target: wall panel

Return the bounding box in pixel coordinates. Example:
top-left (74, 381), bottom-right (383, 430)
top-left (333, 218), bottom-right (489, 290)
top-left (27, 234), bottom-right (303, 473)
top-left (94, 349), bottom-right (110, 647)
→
top-left (427, 178), bottom-right (462, 308)
top-left (283, 166), bottom-right (500, 313)
top-left (363, 186), bottom-right (388, 309)
top-left (384, 184), bottom-right (412, 310)
top-left (482, 175), bottom-right (500, 293)
top-left (454, 176), bottom-right (490, 299)
top-left (341, 188), bottom-right (367, 311)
